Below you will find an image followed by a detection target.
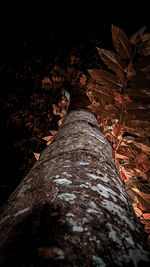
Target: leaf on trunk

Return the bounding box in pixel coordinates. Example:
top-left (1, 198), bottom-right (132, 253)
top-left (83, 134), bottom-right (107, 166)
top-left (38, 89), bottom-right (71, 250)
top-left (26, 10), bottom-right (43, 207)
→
top-left (130, 25), bottom-right (146, 44)
top-left (52, 104), bottom-right (60, 115)
top-left (88, 69), bottom-right (122, 89)
top-left (50, 130), bottom-right (57, 136)
top-left (42, 135), bottom-right (54, 145)
top-left (97, 48), bottom-right (127, 85)
top-left (33, 152), bottom-right (40, 160)
top-left (58, 118), bottom-right (64, 127)
top-left (111, 25), bottom-right (132, 59)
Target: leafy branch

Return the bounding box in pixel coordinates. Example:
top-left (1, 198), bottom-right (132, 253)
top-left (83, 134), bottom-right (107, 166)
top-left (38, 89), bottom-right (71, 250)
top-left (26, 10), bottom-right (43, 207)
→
top-left (88, 24), bottom-right (150, 240)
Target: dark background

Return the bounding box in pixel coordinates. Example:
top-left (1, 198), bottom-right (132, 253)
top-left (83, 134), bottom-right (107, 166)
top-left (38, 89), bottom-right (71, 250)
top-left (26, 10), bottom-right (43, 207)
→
top-left (0, 1), bottom-right (149, 206)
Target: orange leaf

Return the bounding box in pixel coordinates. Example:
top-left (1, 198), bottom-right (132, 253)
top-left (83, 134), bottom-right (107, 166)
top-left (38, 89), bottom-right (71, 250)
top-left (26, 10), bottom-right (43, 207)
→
top-left (80, 74), bottom-right (87, 86)
top-left (130, 25), bottom-right (146, 44)
top-left (42, 136), bottom-right (53, 142)
top-left (124, 94), bottom-right (132, 102)
top-left (50, 130), bottom-right (57, 136)
top-left (120, 170), bottom-right (128, 181)
top-left (133, 206), bottom-right (143, 217)
top-left (33, 153), bottom-right (40, 160)
top-left (126, 61), bottom-right (136, 79)
top-left (143, 213), bottom-right (150, 220)
top-left (113, 91), bottom-right (122, 103)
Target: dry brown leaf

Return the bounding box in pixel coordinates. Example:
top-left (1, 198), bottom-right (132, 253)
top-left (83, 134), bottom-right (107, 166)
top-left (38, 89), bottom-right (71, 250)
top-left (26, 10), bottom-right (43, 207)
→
top-left (138, 39), bottom-right (150, 56)
top-left (42, 136), bottom-right (53, 142)
top-left (125, 61), bottom-right (136, 79)
top-left (130, 25), bottom-right (146, 44)
top-left (119, 166), bottom-right (135, 181)
top-left (58, 118), bottom-right (64, 127)
top-left (133, 205), bottom-right (143, 217)
top-left (115, 153), bottom-right (128, 160)
top-left (124, 119), bottom-right (150, 137)
top-left (134, 152), bottom-right (149, 164)
top-left (144, 222), bottom-right (150, 230)
top-left (141, 33), bottom-right (150, 42)
top-left (131, 188), bottom-right (150, 211)
top-left (97, 48), bottom-right (127, 84)
top-left (50, 130), bottom-right (57, 136)
top-left (88, 69), bottom-right (122, 89)
top-left (123, 137), bottom-right (150, 154)
top-left (33, 153), bottom-right (40, 160)
top-left (42, 135), bottom-right (54, 145)
top-left (111, 25), bottom-right (132, 59)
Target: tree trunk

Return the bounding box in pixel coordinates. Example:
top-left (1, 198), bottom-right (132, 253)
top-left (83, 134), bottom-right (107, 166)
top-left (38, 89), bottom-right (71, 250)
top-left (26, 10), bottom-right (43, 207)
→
top-left (0, 109), bottom-right (150, 266)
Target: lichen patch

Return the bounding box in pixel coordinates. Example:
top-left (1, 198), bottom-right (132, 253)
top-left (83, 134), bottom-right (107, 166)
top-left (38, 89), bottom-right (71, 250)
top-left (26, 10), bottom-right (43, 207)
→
top-left (91, 184), bottom-right (117, 202)
top-left (102, 199), bottom-right (135, 230)
top-left (14, 208), bottom-right (30, 217)
top-left (92, 255), bottom-right (106, 267)
top-left (79, 184), bottom-right (89, 189)
top-left (58, 193), bottom-right (76, 201)
top-left (54, 178), bottom-right (72, 185)
top-left (72, 226), bottom-right (84, 232)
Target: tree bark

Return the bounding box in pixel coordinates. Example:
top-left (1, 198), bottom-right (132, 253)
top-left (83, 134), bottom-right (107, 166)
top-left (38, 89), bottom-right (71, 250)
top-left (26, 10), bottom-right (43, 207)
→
top-left (0, 109), bottom-right (150, 266)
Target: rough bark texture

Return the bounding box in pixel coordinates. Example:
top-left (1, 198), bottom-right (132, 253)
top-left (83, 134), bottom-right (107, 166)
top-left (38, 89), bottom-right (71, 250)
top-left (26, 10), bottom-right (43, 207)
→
top-left (0, 109), bottom-right (150, 266)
